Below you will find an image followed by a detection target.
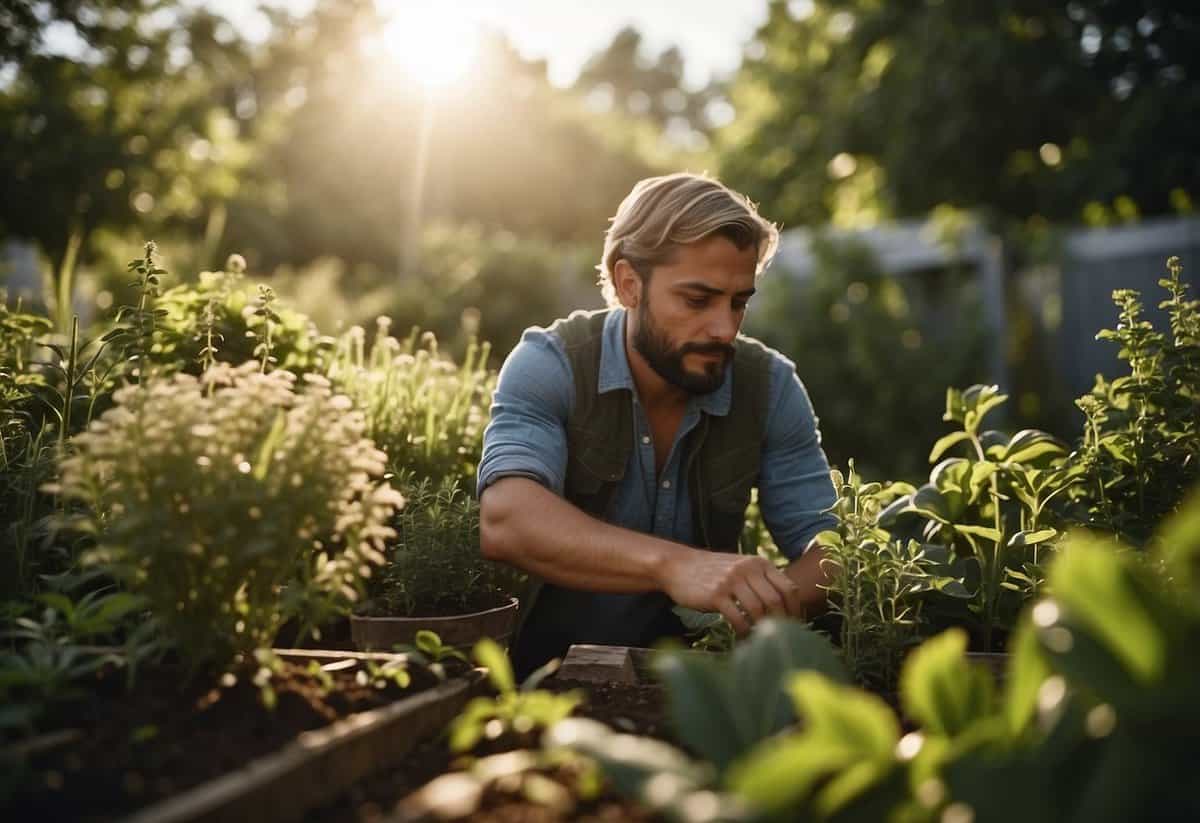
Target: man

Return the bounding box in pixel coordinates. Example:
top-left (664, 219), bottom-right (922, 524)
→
top-left (478, 172), bottom-right (838, 677)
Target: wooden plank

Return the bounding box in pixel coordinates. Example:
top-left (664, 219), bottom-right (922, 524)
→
top-left (124, 668), bottom-right (486, 823)
top-left (557, 645), bottom-right (637, 684)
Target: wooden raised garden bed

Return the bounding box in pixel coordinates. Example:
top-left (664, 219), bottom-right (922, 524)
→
top-left (2, 650), bottom-right (485, 823)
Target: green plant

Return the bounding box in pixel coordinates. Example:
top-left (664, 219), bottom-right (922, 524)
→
top-left (1070, 256), bottom-right (1200, 545)
top-left (361, 471), bottom-right (518, 617)
top-left (815, 461), bottom-right (970, 690)
top-left (652, 620), bottom-right (848, 774)
top-left (880, 385), bottom-right (1072, 650)
top-left (328, 321), bottom-right (496, 488)
top-left (0, 587), bottom-right (165, 734)
top-left (448, 638), bottom-right (583, 753)
top-left (51, 362), bottom-right (404, 671)
top-left (101, 241), bottom-right (170, 382)
top-left (554, 492), bottom-right (1200, 823)
top-left (145, 255), bottom-right (333, 378)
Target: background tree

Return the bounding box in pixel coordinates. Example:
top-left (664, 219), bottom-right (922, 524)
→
top-left (0, 0), bottom-right (264, 327)
top-left (719, 0), bottom-right (1200, 228)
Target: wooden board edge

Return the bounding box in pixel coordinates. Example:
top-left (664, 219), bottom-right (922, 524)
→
top-left (124, 669), bottom-right (487, 823)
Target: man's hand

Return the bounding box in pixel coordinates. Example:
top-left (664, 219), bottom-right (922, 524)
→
top-left (657, 547), bottom-right (804, 636)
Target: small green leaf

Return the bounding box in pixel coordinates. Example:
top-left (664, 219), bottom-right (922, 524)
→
top-left (929, 431), bottom-right (971, 463)
top-left (954, 524), bottom-right (1002, 544)
top-left (473, 637), bottom-right (515, 694)
top-left (1007, 529), bottom-right (1058, 549)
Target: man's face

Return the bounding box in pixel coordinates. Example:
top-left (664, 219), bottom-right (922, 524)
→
top-left (628, 234), bottom-right (759, 395)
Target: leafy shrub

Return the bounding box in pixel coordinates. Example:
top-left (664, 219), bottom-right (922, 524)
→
top-left (815, 462), bottom-right (970, 690)
top-left (145, 254), bottom-right (333, 377)
top-left (389, 222), bottom-right (597, 361)
top-left (552, 493), bottom-right (1200, 822)
top-left (52, 363), bottom-right (404, 669)
top-left (329, 321), bottom-right (496, 488)
top-left (1070, 256), bottom-right (1200, 545)
top-left (880, 385), bottom-right (1072, 651)
top-left (361, 471), bottom-right (519, 617)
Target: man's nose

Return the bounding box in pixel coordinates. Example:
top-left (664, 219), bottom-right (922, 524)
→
top-left (707, 308), bottom-right (739, 343)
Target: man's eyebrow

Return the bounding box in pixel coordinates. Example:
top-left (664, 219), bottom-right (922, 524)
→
top-left (675, 281), bottom-right (757, 298)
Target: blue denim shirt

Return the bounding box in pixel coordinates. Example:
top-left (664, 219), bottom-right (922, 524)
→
top-left (478, 309), bottom-right (837, 670)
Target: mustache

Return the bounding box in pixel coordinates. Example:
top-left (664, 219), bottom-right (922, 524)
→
top-left (679, 342), bottom-right (735, 358)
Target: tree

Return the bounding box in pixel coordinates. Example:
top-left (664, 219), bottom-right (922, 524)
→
top-left (718, 0), bottom-right (1200, 228)
top-left (0, 0), bottom-right (262, 326)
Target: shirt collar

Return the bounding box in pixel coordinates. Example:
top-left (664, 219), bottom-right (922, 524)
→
top-left (598, 308), bottom-right (733, 417)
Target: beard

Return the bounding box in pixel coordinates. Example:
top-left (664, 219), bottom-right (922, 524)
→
top-left (632, 299), bottom-right (734, 395)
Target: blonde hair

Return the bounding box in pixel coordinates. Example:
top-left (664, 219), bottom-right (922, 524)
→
top-left (598, 172), bottom-right (780, 307)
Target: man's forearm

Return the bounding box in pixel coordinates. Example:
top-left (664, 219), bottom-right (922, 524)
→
top-left (480, 476), bottom-right (686, 593)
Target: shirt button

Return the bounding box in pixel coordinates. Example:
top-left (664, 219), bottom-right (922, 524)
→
top-left (642, 435), bottom-right (651, 444)
top-left (661, 480), bottom-right (671, 489)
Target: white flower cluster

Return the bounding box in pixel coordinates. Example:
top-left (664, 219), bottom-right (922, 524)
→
top-left (56, 362), bottom-right (405, 666)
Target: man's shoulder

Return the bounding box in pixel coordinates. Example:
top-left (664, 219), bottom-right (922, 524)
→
top-left (734, 332), bottom-right (797, 393)
top-left (543, 308), bottom-right (614, 350)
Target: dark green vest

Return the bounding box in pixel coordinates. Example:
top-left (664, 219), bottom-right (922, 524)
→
top-left (551, 308), bottom-right (773, 550)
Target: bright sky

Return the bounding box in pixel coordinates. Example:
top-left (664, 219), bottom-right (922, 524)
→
top-left (198, 0), bottom-right (770, 89)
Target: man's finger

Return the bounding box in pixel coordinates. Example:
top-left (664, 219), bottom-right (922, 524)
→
top-left (731, 580), bottom-right (767, 623)
top-left (765, 565), bottom-right (804, 617)
top-left (718, 598), bottom-right (753, 636)
top-left (745, 570), bottom-right (788, 617)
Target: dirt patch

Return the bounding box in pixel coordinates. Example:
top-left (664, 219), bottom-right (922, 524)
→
top-left (3, 656), bottom-right (457, 822)
top-left (309, 676), bottom-right (674, 823)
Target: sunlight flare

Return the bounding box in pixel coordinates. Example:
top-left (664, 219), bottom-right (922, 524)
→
top-left (369, 4), bottom-right (480, 90)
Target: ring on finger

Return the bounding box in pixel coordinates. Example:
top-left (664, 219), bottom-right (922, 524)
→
top-left (732, 596), bottom-right (753, 623)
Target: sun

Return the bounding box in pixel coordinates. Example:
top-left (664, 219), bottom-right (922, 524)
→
top-left (371, 5), bottom-right (480, 90)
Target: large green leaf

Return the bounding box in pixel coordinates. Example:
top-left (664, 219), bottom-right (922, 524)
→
top-left (653, 620), bottom-right (848, 774)
top-left (1001, 616), bottom-right (1050, 735)
top-left (1156, 488), bottom-right (1200, 600)
top-left (729, 619), bottom-right (849, 737)
top-left (899, 629), bottom-right (995, 736)
top-left (787, 672), bottom-right (899, 757)
top-left (1048, 537), bottom-right (1165, 684)
top-left (728, 672), bottom-right (898, 817)
top-left (654, 652), bottom-right (749, 773)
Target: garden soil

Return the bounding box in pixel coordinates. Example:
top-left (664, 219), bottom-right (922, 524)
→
top-left (4, 658), bottom-right (452, 821)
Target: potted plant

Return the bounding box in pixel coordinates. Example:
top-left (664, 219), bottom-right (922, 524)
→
top-left (350, 471), bottom-right (522, 651)
top-left (329, 321), bottom-right (523, 651)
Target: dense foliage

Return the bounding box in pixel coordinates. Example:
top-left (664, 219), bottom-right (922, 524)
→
top-left (52, 363), bottom-right (403, 668)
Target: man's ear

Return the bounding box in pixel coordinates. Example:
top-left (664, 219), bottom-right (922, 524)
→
top-left (613, 259), bottom-right (644, 309)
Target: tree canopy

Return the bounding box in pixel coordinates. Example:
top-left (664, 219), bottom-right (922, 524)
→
top-left (719, 0), bottom-right (1199, 228)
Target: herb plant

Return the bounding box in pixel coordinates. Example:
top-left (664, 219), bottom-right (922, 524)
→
top-left (881, 385), bottom-right (1071, 651)
top-left (328, 320), bottom-right (495, 488)
top-left (145, 255), bottom-right (333, 378)
top-left (361, 470), bottom-right (518, 617)
top-left (448, 638), bottom-right (583, 753)
top-left (815, 462), bottom-right (970, 690)
top-left (52, 363), bottom-right (404, 670)
top-left (1070, 256), bottom-right (1199, 545)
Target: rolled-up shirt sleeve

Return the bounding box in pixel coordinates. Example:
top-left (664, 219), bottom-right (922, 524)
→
top-left (757, 359), bottom-right (838, 560)
top-left (477, 329), bottom-right (573, 498)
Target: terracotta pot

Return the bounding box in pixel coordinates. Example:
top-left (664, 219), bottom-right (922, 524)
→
top-left (350, 596), bottom-right (520, 652)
